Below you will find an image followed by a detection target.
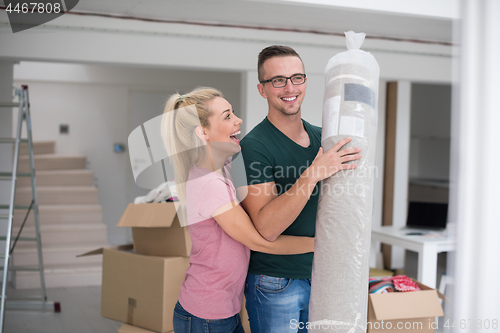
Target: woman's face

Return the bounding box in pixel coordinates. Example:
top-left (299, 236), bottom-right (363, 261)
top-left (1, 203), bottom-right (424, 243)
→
top-left (203, 97), bottom-right (242, 154)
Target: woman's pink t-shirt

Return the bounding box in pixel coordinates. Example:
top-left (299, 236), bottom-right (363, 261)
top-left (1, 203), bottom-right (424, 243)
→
top-left (178, 163), bottom-right (250, 320)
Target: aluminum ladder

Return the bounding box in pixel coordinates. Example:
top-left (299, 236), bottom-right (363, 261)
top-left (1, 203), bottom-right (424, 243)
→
top-left (0, 85), bottom-right (59, 332)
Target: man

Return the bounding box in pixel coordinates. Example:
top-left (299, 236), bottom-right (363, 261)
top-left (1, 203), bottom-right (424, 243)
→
top-left (240, 45), bottom-right (361, 332)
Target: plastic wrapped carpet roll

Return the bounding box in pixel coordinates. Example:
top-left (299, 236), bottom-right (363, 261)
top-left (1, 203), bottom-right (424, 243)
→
top-left (309, 31), bottom-right (379, 333)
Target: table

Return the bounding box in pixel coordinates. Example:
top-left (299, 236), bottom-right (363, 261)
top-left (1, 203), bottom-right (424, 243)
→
top-left (371, 225), bottom-right (456, 288)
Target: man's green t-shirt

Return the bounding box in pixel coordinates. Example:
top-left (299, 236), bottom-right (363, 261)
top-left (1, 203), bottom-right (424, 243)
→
top-left (240, 117), bottom-right (322, 279)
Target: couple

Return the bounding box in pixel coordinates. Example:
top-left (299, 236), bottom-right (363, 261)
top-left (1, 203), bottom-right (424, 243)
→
top-left (161, 45), bottom-right (361, 333)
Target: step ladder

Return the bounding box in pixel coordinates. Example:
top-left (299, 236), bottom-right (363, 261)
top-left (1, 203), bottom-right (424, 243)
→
top-left (0, 85), bottom-right (59, 332)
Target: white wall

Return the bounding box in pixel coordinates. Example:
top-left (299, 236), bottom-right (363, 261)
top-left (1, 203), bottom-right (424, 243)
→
top-left (13, 62), bottom-right (241, 245)
top-left (0, 62), bottom-right (14, 206)
top-left (0, 61), bottom-right (14, 276)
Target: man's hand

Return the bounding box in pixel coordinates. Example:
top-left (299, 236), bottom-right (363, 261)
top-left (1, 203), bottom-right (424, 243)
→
top-left (303, 137), bottom-right (361, 183)
top-left (241, 137), bottom-right (361, 241)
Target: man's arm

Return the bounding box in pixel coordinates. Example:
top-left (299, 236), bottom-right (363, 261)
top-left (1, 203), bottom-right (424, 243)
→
top-left (212, 201), bottom-right (314, 254)
top-left (241, 137), bottom-right (361, 241)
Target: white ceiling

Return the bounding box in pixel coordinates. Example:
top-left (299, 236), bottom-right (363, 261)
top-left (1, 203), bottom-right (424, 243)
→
top-left (71, 0), bottom-right (455, 44)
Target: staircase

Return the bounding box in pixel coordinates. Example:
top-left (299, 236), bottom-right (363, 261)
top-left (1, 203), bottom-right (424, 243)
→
top-left (11, 141), bottom-right (107, 289)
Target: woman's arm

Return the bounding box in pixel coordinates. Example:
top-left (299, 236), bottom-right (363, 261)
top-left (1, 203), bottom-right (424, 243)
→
top-left (211, 201), bottom-right (314, 255)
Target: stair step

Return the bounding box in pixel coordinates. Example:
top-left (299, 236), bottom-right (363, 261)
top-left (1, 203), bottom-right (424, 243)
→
top-left (12, 224), bottom-right (107, 248)
top-left (16, 169), bottom-right (94, 187)
top-left (12, 245), bottom-right (105, 266)
top-left (13, 204), bottom-right (103, 226)
top-left (18, 154), bottom-right (86, 172)
top-left (18, 141), bottom-right (55, 155)
top-left (14, 263), bottom-right (102, 289)
top-left (13, 240), bottom-right (108, 251)
top-left (14, 186), bottom-right (99, 205)
top-left (8, 145), bottom-right (109, 290)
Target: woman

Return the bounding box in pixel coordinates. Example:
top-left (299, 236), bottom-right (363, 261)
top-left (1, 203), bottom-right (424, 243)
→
top-left (161, 87), bottom-right (314, 333)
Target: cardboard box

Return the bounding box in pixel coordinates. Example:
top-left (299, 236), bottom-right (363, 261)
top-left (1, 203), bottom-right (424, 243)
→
top-left (80, 247), bottom-right (189, 333)
top-left (367, 281), bottom-right (444, 333)
top-left (117, 203), bottom-right (191, 257)
top-left (240, 295), bottom-right (251, 333)
top-left (118, 323), bottom-right (171, 333)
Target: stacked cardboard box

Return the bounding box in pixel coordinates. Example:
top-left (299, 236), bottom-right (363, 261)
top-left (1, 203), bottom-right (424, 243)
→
top-left (79, 203), bottom-right (189, 332)
top-left (81, 202), bottom-right (251, 333)
top-left (115, 203), bottom-right (191, 257)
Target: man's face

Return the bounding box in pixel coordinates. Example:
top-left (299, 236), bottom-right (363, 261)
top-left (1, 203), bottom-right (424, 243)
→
top-left (257, 56), bottom-right (307, 117)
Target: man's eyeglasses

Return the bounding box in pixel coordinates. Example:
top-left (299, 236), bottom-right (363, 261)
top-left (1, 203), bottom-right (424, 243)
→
top-left (260, 74), bottom-right (306, 88)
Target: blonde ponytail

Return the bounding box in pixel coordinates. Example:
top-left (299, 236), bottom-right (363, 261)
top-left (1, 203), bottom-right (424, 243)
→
top-left (161, 87), bottom-right (223, 225)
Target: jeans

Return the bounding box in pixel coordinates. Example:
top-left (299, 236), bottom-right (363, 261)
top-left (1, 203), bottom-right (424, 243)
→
top-left (173, 301), bottom-right (245, 333)
top-left (244, 273), bottom-right (311, 333)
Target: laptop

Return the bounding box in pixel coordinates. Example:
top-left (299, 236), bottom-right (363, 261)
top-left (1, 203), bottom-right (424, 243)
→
top-left (405, 201), bottom-right (448, 231)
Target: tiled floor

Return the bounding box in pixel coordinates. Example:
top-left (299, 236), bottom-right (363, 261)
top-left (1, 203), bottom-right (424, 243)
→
top-left (4, 284), bottom-right (122, 333)
top-left (4, 284), bottom-right (450, 333)
top-left (3, 251), bottom-right (452, 333)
